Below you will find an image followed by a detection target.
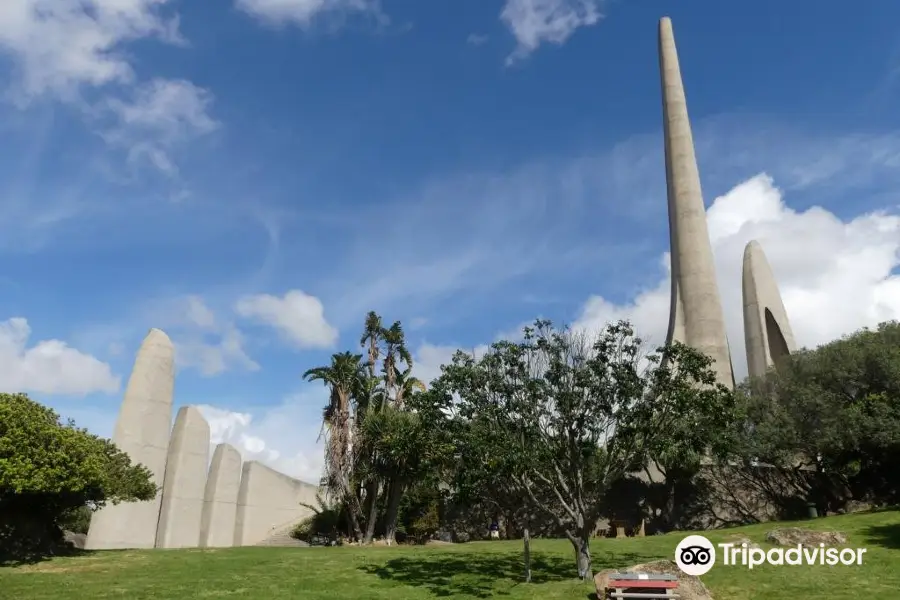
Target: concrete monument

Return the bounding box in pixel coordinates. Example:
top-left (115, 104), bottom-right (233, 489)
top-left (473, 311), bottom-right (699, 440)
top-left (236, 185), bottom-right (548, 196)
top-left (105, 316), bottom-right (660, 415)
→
top-left (742, 240), bottom-right (797, 380)
top-left (659, 16), bottom-right (735, 388)
top-left (200, 443), bottom-right (243, 547)
top-left (86, 328), bottom-right (175, 550)
top-left (156, 406), bottom-right (211, 548)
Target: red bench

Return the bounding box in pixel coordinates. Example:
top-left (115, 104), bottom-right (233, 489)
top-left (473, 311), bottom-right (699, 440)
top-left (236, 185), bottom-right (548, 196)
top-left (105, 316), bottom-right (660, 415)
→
top-left (605, 573), bottom-right (679, 599)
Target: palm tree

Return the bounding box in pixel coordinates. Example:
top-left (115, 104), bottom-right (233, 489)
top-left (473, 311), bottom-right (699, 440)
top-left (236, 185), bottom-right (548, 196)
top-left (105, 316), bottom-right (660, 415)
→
top-left (382, 321), bottom-right (413, 404)
top-left (303, 351), bottom-right (366, 541)
top-left (357, 312), bottom-right (387, 543)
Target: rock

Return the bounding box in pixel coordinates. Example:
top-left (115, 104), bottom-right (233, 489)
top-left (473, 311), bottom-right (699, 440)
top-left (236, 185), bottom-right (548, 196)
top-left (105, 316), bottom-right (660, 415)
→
top-left (452, 531), bottom-right (470, 543)
top-left (593, 569), bottom-right (618, 596)
top-left (765, 528), bottom-right (847, 548)
top-left (594, 560), bottom-right (713, 600)
top-left (63, 531), bottom-right (86, 549)
top-left (726, 535), bottom-right (759, 549)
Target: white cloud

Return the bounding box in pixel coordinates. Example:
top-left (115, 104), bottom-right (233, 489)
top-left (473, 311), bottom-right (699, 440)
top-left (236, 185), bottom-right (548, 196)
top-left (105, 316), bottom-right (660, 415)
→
top-left (0, 317), bottom-right (120, 395)
top-left (572, 173), bottom-right (900, 380)
top-left (235, 290), bottom-right (338, 349)
top-left (235, 0), bottom-right (382, 27)
top-left (501, 0), bottom-right (603, 65)
top-left (0, 0), bottom-right (181, 102)
top-left (412, 341), bottom-right (495, 387)
top-left (198, 395), bottom-right (325, 484)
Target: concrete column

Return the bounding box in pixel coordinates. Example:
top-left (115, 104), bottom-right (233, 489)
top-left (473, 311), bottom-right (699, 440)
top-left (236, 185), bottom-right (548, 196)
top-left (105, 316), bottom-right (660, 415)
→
top-left (199, 443), bottom-right (242, 548)
top-left (659, 17), bottom-right (734, 387)
top-left (156, 406), bottom-right (210, 548)
top-left (742, 240), bottom-right (797, 380)
top-left (86, 328), bottom-right (174, 550)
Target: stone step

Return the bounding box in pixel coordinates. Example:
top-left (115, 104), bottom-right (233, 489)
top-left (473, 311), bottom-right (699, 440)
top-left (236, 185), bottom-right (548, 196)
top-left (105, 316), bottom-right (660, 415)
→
top-left (255, 529), bottom-right (309, 547)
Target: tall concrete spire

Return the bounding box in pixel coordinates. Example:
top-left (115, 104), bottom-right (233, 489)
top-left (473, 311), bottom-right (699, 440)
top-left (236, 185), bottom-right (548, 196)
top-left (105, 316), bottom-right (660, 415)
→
top-left (85, 328), bottom-right (175, 549)
top-left (742, 240), bottom-right (796, 380)
top-left (659, 17), bottom-right (734, 388)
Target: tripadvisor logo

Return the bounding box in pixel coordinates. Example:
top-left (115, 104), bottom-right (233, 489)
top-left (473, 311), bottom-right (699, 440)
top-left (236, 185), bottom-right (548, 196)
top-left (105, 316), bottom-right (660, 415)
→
top-left (675, 534), bottom-right (867, 575)
top-left (675, 535), bottom-right (716, 576)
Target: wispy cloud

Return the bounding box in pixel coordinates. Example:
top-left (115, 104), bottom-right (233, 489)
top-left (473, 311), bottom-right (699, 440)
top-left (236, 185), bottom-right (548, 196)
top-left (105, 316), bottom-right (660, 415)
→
top-left (0, 1), bottom-right (215, 178)
top-left (100, 79), bottom-right (220, 176)
top-left (235, 0), bottom-right (386, 28)
top-left (467, 33), bottom-right (489, 46)
top-left (501, 0), bottom-right (605, 65)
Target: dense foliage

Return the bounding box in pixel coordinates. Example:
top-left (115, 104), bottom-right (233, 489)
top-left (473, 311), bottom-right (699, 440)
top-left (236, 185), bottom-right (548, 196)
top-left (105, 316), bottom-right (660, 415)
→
top-left (721, 320), bottom-right (900, 517)
top-left (0, 393), bottom-right (156, 563)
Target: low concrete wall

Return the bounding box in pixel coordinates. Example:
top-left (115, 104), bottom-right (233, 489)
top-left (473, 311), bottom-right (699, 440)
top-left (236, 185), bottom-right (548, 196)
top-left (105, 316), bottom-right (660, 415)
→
top-left (233, 461), bottom-right (320, 546)
top-left (200, 443), bottom-right (242, 548)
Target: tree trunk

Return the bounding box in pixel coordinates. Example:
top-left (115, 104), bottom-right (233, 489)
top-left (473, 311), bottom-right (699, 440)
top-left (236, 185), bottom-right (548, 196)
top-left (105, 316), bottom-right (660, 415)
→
top-left (346, 501), bottom-right (363, 542)
top-left (363, 478), bottom-right (380, 544)
top-left (383, 477), bottom-right (405, 544)
top-left (523, 527), bottom-right (532, 583)
top-left (570, 535), bottom-right (592, 581)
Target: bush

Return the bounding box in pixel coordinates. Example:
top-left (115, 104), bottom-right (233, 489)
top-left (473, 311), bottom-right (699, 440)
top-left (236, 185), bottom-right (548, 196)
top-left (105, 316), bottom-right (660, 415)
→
top-left (0, 393), bottom-right (156, 564)
top-left (291, 494), bottom-right (343, 545)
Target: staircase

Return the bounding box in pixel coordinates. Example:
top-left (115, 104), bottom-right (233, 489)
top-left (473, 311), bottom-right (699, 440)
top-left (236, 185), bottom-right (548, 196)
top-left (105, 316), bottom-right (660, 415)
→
top-left (255, 524), bottom-right (310, 547)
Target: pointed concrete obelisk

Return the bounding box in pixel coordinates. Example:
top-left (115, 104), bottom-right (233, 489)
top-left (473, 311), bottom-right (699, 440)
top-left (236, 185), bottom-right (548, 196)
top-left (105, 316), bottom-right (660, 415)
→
top-left (156, 406), bottom-right (211, 548)
top-left (199, 443), bottom-right (243, 548)
top-left (742, 240), bottom-right (797, 380)
top-left (659, 16), bottom-right (734, 388)
top-left (85, 328), bottom-right (175, 549)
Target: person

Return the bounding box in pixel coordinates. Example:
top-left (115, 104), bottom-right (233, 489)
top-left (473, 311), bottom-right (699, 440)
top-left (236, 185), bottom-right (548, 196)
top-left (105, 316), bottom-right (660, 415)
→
top-left (489, 521), bottom-right (500, 539)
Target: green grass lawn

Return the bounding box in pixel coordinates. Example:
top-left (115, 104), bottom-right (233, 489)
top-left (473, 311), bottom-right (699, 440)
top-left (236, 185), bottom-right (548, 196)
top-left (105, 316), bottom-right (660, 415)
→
top-left (2, 509), bottom-right (899, 599)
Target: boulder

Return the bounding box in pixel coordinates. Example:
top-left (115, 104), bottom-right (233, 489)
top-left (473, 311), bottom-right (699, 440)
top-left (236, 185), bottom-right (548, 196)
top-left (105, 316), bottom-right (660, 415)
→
top-left (594, 559), bottom-right (713, 600)
top-left (63, 531), bottom-right (86, 550)
top-left (765, 528), bottom-right (847, 548)
top-left (725, 535), bottom-right (759, 549)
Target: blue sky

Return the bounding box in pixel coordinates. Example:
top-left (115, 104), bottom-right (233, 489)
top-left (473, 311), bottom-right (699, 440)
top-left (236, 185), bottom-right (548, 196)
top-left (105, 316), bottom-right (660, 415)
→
top-left (2, 0), bottom-right (899, 482)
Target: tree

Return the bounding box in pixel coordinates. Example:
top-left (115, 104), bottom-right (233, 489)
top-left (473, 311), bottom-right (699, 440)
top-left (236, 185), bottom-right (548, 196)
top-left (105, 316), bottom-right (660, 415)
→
top-left (726, 320), bottom-right (900, 515)
top-left (358, 401), bottom-right (444, 544)
top-left (423, 320), bottom-right (736, 580)
top-left (303, 351), bottom-right (367, 540)
top-left (357, 311), bottom-right (386, 544)
top-left (0, 393), bottom-right (155, 562)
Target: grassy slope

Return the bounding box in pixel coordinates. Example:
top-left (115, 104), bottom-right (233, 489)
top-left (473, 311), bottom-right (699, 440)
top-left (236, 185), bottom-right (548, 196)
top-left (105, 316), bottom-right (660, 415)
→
top-left (2, 510), bottom-right (899, 599)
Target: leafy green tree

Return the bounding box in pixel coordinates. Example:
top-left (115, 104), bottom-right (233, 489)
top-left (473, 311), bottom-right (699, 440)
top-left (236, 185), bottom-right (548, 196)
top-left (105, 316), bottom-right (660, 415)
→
top-left (358, 403), bottom-right (445, 544)
top-left (728, 320), bottom-right (900, 515)
top-left (0, 393), bottom-right (155, 562)
top-left (422, 320), bottom-right (735, 580)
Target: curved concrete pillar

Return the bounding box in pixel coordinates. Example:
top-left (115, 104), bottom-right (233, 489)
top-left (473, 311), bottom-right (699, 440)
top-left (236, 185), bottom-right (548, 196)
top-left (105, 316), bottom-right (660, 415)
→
top-left (200, 443), bottom-right (243, 547)
top-left (742, 240), bottom-right (797, 380)
top-left (86, 328), bottom-right (174, 550)
top-left (659, 17), bottom-right (734, 388)
top-left (156, 406), bottom-right (211, 548)
top-left (233, 461), bottom-right (320, 546)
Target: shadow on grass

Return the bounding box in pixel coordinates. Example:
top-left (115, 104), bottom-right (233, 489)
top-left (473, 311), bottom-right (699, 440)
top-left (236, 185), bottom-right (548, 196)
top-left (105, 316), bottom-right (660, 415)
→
top-left (863, 523), bottom-right (900, 550)
top-left (360, 550), bottom-right (643, 598)
top-left (0, 543), bottom-right (90, 568)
